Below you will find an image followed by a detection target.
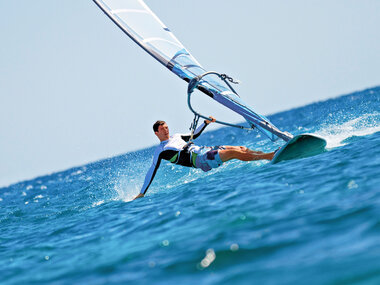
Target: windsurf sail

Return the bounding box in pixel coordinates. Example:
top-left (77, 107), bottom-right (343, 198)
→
top-left (92, 0), bottom-right (293, 142)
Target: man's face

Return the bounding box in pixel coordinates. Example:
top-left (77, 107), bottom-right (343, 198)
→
top-left (155, 123), bottom-right (170, 141)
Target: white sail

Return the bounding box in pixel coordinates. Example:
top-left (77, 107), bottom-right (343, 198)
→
top-left (93, 0), bottom-right (292, 142)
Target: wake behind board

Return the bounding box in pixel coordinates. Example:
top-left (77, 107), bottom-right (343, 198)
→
top-left (271, 134), bottom-right (327, 164)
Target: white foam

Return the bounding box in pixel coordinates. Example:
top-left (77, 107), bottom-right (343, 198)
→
top-left (113, 177), bottom-right (140, 202)
top-left (71, 170), bottom-right (83, 176)
top-left (315, 113), bottom-right (380, 148)
top-left (92, 200), bottom-right (105, 207)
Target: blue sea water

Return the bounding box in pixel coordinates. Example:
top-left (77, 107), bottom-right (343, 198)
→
top-left (1, 87), bottom-right (380, 285)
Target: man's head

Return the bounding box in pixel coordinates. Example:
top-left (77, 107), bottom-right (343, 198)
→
top-left (153, 120), bottom-right (169, 141)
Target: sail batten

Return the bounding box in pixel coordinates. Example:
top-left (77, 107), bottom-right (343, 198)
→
top-left (111, 9), bottom-right (148, 15)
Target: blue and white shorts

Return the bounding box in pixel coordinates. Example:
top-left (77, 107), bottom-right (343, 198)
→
top-left (195, 146), bottom-right (224, 172)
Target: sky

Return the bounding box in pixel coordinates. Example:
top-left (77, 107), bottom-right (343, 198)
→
top-left (1, 0), bottom-right (379, 187)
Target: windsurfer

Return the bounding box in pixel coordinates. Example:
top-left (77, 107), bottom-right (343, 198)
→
top-left (133, 117), bottom-right (275, 199)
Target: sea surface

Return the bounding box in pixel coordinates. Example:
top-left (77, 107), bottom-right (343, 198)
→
top-left (1, 87), bottom-right (380, 285)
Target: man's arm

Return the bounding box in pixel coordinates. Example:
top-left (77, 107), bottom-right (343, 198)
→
top-left (181, 116), bottom-right (216, 142)
top-left (133, 152), bottom-right (162, 200)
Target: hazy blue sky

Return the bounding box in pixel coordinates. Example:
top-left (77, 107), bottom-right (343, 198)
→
top-left (1, 0), bottom-right (379, 187)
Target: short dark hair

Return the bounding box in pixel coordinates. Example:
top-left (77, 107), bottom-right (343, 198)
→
top-left (153, 120), bottom-right (166, 132)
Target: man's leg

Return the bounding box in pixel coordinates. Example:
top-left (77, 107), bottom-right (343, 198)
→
top-left (218, 146), bottom-right (274, 162)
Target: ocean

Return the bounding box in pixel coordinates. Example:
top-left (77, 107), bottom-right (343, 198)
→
top-left (1, 87), bottom-right (380, 284)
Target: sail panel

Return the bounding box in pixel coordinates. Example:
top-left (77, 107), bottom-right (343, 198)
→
top-left (94, 0), bottom-right (199, 69)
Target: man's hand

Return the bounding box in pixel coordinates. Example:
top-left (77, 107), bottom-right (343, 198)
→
top-left (133, 193), bottom-right (145, 200)
top-left (205, 116), bottom-right (216, 124)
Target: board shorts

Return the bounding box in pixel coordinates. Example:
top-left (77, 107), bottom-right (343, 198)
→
top-left (194, 146), bottom-right (224, 172)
